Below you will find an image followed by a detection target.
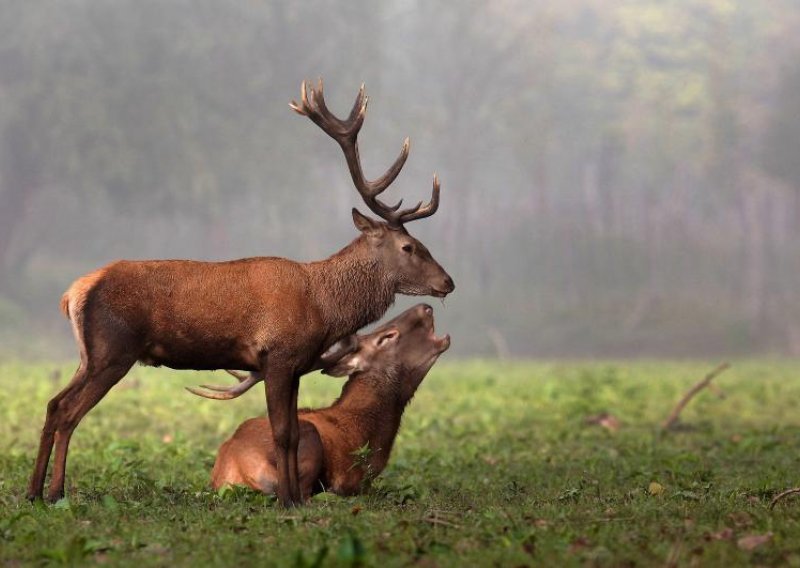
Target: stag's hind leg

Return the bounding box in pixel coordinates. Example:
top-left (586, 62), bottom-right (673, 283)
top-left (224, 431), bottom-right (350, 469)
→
top-left (45, 360), bottom-right (134, 502)
top-left (27, 364), bottom-right (89, 500)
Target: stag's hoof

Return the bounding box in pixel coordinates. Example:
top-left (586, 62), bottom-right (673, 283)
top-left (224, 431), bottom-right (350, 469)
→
top-left (45, 491), bottom-right (64, 504)
top-left (278, 497), bottom-right (303, 509)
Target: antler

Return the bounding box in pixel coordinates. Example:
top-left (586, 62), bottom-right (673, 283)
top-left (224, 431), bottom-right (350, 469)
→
top-left (185, 370), bottom-right (261, 401)
top-left (186, 335), bottom-right (360, 401)
top-left (290, 79), bottom-right (440, 227)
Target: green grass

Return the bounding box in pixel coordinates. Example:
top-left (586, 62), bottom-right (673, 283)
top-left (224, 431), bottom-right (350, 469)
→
top-left (1, 360), bottom-right (800, 566)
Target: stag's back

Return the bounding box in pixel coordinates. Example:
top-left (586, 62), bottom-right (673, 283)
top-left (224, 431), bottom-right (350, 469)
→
top-left (61, 258), bottom-right (321, 370)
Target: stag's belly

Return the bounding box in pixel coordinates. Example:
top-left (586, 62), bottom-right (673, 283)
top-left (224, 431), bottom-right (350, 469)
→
top-left (139, 336), bottom-right (262, 371)
top-left (135, 307), bottom-right (321, 371)
top-left (138, 308), bottom-right (267, 370)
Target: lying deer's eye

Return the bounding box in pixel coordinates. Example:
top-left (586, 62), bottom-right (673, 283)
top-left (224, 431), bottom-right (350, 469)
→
top-left (401, 244), bottom-right (413, 254)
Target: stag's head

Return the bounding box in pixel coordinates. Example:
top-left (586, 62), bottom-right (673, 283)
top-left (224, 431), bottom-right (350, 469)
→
top-left (322, 304), bottom-right (450, 399)
top-left (350, 209), bottom-right (453, 297)
top-left (291, 80), bottom-right (455, 298)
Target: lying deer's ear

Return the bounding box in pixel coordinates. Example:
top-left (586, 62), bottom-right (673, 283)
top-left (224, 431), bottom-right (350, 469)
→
top-left (352, 208), bottom-right (383, 236)
top-left (322, 353), bottom-right (363, 377)
top-left (319, 335), bottom-right (359, 364)
top-left (375, 329), bottom-right (400, 348)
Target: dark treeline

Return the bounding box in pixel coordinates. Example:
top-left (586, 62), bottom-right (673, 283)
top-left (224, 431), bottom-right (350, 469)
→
top-left (2, 0), bottom-right (800, 359)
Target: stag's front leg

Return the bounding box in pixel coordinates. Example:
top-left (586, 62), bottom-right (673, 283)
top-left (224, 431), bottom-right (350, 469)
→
top-left (265, 363), bottom-right (302, 507)
top-left (287, 375), bottom-right (301, 500)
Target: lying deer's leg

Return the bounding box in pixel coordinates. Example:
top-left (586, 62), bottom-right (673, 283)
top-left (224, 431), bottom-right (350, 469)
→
top-left (298, 423), bottom-right (324, 501)
top-left (27, 364), bottom-right (89, 501)
top-left (46, 361), bottom-right (133, 502)
top-left (265, 361), bottom-right (300, 507)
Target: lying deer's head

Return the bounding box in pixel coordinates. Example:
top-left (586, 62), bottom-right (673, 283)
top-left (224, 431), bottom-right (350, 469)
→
top-left (291, 81), bottom-right (455, 298)
top-left (321, 304), bottom-right (450, 400)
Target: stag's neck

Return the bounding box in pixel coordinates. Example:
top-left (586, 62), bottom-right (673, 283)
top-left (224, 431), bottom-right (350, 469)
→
top-left (308, 239), bottom-right (395, 339)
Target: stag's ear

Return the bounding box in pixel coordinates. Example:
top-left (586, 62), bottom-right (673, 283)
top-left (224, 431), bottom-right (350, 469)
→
top-left (352, 208), bottom-right (383, 236)
top-left (322, 353), bottom-right (363, 377)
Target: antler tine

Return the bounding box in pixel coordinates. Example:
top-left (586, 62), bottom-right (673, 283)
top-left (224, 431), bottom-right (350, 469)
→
top-left (291, 80), bottom-right (415, 225)
top-left (185, 386), bottom-right (238, 400)
top-left (309, 79), bottom-right (334, 124)
top-left (369, 137), bottom-right (410, 193)
top-left (395, 173), bottom-right (441, 224)
top-left (347, 84), bottom-right (368, 125)
top-left (295, 79), bottom-right (360, 139)
top-left (288, 80), bottom-right (309, 116)
top-left (225, 369), bottom-right (250, 382)
top-left (188, 369), bottom-right (252, 390)
top-left (195, 383), bottom-right (234, 392)
top-left (185, 373), bottom-right (261, 400)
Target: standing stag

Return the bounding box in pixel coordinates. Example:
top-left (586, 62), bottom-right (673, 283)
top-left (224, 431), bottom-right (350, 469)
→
top-left (27, 81), bottom-right (454, 507)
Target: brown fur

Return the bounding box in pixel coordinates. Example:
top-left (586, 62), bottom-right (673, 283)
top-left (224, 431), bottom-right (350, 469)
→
top-left (60, 268), bottom-right (107, 319)
top-left (211, 304), bottom-right (450, 499)
top-left (28, 83), bottom-right (454, 507)
top-left (28, 225), bottom-right (452, 506)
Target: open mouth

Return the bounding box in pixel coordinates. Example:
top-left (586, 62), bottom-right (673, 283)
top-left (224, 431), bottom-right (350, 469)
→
top-left (432, 333), bottom-right (451, 352)
top-left (426, 313), bottom-right (450, 352)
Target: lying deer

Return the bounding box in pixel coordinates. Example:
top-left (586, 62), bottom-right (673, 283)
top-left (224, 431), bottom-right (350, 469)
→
top-left (27, 81), bottom-right (454, 507)
top-left (211, 304), bottom-right (449, 499)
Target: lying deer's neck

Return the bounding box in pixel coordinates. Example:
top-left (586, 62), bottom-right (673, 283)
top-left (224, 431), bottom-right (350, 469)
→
top-left (326, 372), bottom-right (407, 462)
top-left (308, 239), bottom-right (395, 340)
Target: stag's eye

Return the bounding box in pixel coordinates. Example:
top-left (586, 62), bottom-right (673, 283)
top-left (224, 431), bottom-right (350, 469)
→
top-left (401, 244), bottom-right (414, 254)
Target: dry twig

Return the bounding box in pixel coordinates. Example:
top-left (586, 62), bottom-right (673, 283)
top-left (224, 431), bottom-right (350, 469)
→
top-left (422, 509), bottom-right (462, 529)
top-left (584, 412), bottom-right (622, 433)
top-left (769, 488), bottom-right (800, 510)
top-left (661, 362), bottom-right (730, 431)
top-left (423, 516), bottom-right (461, 528)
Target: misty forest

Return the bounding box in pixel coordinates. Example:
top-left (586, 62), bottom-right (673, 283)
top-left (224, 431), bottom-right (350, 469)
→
top-left (4, 2), bottom-right (800, 566)
top-left (2, 1), bottom-right (800, 359)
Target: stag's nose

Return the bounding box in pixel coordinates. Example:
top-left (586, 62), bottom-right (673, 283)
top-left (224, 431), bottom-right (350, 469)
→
top-left (442, 275), bottom-right (455, 293)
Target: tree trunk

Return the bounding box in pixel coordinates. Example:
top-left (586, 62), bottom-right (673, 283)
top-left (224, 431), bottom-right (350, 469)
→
top-left (0, 120), bottom-right (42, 288)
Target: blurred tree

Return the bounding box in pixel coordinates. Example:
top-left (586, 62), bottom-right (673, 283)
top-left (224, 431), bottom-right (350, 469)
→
top-left (3, 0), bottom-right (800, 357)
top-left (762, 63), bottom-right (800, 189)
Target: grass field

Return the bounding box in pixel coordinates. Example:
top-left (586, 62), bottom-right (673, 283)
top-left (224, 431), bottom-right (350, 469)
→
top-left (1, 360), bottom-right (800, 566)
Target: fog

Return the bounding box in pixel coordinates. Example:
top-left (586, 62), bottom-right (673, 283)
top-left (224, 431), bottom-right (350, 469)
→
top-left (2, 0), bottom-right (800, 359)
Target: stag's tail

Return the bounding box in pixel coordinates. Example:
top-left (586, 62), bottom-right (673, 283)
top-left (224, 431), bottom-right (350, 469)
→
top-left (60, 269), bottom-right (106, 321)
top-left (59, 292), bottom-right (71, 319)
top-left (60, 268), bottom-right (108, 368)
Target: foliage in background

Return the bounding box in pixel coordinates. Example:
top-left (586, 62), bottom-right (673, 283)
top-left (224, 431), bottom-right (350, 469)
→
top-left (3, 1), bottom-right (800, 357)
